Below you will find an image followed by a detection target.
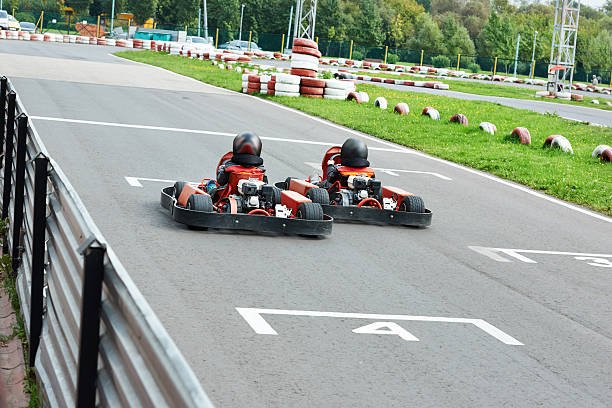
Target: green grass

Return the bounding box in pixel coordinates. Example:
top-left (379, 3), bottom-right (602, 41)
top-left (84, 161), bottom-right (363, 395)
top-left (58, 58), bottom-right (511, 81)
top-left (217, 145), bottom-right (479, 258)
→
top-left (116, 51), bottom-right (612, 216)
top-left (357, 71), bottom-right (612, 112)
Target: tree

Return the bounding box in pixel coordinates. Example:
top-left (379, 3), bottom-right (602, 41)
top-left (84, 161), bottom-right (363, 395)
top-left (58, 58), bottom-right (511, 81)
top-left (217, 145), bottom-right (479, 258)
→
top-left (441, 14), bottom-right (475, 55)
top-left (347, 0), bottom-right (384, 45)
top-left (126, 0), bottom-right (157, 23)
top-left (379, 0), bottom-right (424, 47)
top-left (476, 13), bottom-right (517, 58)
top-left (410, 13), bottom-right (446, 54)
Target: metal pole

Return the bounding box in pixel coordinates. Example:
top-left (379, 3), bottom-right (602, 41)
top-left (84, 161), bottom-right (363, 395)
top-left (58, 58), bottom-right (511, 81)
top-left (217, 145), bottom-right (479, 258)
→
top-left (198, 8), bottom-right (201, 37)
top-left (11, 114), bottom-right (27, 277)
top-left (203, 0), bottom-right (209, 38)
top-left (248, 31), bottom-right (252, 50)
top-left (384, 46), bottom-right (388, 64)
top-left (513, 33), bottom-right (521, 77)
top-left (1, 92), bottom-right (16, 229)
top-left (76, 243), bottom-right (106, 408)
top-left (530, 31), bottom-right (538, 78)
top-left (281, 33), bottom-right (285, 53)
top-left (292, 0), bottom-right (301, 40)
top-left (215, 27), bottom-right (219, 48)
top-left (28, 155), bottom-right (49, 368)
top-left (492, 57), bottom-right (498, 79)
top-left (349, 40), bottom-right (353, 60)
top-left (239, 4), bottom-right (245, 42)
top-left (456, 54), bottom-right (461, 70)
top-left (420, 49), bottom-right (424, 66)
top-left (110, 0), bottom-right (115, 34)
top-left (286, 4), bottom-right (293, 51)
top-left (0, 77), bottom-right (6, 151)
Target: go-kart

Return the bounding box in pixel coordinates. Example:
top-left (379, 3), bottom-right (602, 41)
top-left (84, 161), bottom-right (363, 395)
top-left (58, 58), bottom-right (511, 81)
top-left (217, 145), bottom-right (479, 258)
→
top-left (276, 146), bottom-right (432, 227)
top-left (160, 152), bottom-right (333, 236)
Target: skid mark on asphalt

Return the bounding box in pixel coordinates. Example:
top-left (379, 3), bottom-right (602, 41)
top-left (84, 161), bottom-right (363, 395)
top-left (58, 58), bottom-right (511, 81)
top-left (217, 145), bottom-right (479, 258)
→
top-left (31, 116), bottom-right (404, 152)
top-left (469, 246), bottom-right (612, 268)
top-left (304, 161), bottom-right (452, 180)
top-left (236, 308), bottom-right (524, 345)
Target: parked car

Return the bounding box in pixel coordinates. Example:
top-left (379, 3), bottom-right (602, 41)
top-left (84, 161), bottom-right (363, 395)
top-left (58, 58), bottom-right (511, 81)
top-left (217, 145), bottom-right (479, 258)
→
top-left (19, 21), bottom-right (36, 32)
top-left (0, 10), bottom-right (9, 30)
top-left (186, 36), bottom-right (210, 45)
top-left (218, 40), bottom-right (261, 51)
top-left (7, 14), bottom-right (20, 31)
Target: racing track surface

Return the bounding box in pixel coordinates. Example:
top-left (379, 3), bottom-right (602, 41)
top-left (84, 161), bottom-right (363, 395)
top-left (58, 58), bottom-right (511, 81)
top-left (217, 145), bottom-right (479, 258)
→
top-left (2, 41), bottom-right (612, 407)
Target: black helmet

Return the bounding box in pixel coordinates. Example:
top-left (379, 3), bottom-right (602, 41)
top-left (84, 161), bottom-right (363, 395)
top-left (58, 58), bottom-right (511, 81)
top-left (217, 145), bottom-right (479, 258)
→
top-left (341, 138), bottom-right (370, 167)
top-left (233, 132), bottom-right (262, 156)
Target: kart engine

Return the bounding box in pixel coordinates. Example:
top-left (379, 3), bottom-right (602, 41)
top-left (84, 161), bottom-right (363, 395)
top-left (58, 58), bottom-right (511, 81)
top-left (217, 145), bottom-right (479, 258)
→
top-left (237, 179), bottom-right (266, 208)
top-left (346, 175), bottom-right (382, 202)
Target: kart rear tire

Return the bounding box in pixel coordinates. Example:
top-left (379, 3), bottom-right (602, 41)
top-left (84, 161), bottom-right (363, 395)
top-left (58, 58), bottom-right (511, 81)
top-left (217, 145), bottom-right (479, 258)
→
top-left (297, 202), bottom-right (324, 220)
top-left (270, 186), bottom-right (282, 205)
top-left (399, 196), bottom-right (425, 213)
top-left (187, 194), bottom-right (214, 212)
top-left (306, 188), bottom-right (330, 205)
top-left (173, 181), bottom-right (187, 200)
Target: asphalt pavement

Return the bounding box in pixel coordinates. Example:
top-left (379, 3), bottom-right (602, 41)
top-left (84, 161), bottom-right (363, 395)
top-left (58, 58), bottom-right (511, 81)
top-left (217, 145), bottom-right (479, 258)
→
top-left (1, 41), bottom-right (611, 408)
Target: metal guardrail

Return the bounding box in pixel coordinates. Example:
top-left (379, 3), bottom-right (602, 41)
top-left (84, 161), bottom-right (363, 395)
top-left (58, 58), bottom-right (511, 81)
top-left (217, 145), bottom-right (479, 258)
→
top-left (0, 76), bottom-right (215, 407)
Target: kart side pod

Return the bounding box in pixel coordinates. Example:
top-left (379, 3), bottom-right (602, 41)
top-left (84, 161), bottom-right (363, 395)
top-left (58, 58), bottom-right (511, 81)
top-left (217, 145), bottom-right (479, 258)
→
top-left (177, 184), bottom-right (208, 207)
top-left (382, 185), bottom-right (414, 202)
top-left (287, 178), bottom-right (318, 196)
top-left (281, 190), bottom-right (312, 214)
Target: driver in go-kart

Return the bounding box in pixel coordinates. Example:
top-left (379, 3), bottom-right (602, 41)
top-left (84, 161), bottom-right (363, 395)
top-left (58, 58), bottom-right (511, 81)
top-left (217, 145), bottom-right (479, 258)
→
top-left (325, 138), bottom-right (371, 186)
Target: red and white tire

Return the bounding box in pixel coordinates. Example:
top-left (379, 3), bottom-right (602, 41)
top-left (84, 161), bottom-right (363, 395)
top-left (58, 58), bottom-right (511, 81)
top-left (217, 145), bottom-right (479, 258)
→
top-left (106, 38), bottom-right (116, 46)
top-left (293, 38), bottom-right (318, 49)
top-left (591, 145), bottom-right (611, 158)
top-left (292, 46), bottom-right (322, 58)
top-left (301, 78), bottom-right (326, 88)
top-left (394, 103), bottom-right (409, 115)
top-left (479, 122), bottom-right (497, 134)
top-left (374, 97), bottom-right (388, 109)
top-left (290, 68), bottom-right (317, 78)
top-left (422, 107), bottom-right (440, 121)
top-left (301, 86), bottom-right (325, 96)
top-left (276, 83), bottom-right (300, 93)
top-left (549, 135), bottom-right (573, 154)
top-left (275, 91), bottom-right (300, 97)
top-left (450, 114), bottom-right (469, 126)
top-left (97, 38), bottom-right (107, 46)
top-left (89, 36), bottom-right (97, 45)
top-left (346, 92), bottom-right (362, 103)
top-left (511, 127), bottom-right (531, 145)
top-left (276, 73), bottom-right (301, 85)
top-left (601, 149), bottom-right (612, 163)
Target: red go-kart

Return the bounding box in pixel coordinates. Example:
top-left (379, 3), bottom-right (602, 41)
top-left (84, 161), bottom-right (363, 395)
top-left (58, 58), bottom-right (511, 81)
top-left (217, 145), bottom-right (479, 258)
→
top-left (161, 152), bottom-right (333, 236)
top-left (277, 146), bottom-right (432, 227)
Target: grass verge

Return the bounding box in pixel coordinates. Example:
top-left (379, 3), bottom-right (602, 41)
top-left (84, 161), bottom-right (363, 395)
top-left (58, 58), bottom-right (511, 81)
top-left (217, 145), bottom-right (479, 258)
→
top-left (356, 71), bottom-right (612, 112)
top-left (116, 51), bottom-right (612, 216)
top-left (0, 219), bottom-right (40, 408)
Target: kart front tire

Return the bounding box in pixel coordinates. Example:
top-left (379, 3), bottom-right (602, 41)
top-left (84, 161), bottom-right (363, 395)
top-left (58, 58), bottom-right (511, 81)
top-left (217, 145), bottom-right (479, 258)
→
top-left (306, 188), bottom-right (330, 205)
top-left (399, 195), bottom-right (425, 213)
top-left (173, 181), bottom-right (187, 200)
top-left (297, 202), bottom-right (324, 220)
top-left (187, 194), bottom-right (214, 212)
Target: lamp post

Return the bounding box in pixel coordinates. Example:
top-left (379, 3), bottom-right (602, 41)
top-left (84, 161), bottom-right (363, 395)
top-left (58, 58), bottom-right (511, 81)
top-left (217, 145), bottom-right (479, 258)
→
top-left (513, 33), bottom-right (521, 77)
top-left (110, 0), bottom-right (116, 33)
top-left (239, 4), bottom-right (245, 41)
top-left (530, 30), bottom-right (538, 78)
top-left (203, 0), bottom-right (209, 39)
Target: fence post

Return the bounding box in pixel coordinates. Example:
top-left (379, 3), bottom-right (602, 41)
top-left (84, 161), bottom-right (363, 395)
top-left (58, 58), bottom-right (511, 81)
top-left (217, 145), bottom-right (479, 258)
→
top-left (349, 40), bottom-right (353, 60)
top-left (456, 54), bottom-right (461, 71)
top-left (609, 71), bottom-right (611, 88)
top-left (280, 33), bottom-right (285, 53)
top-left (0, 77), bottom-right (7, 151)
top-left (248, 31), bottom-right (252, 51)
top-left (420, 50), bottom-right (424, 66)
top-left (384, 46), bottom-right (388, 64)
top-left (215, 28), bottom-right (219, 49)
top-left (2, 91), bottom-right (16, 231)
top-left (315, 36), bottom-right (318, 45)
top-left (531, 60), bottom-right (536, 79)
top-left (28, 154), bottom-right (49, 367)
top-left (10, 114), bottom-right (27, 276)
top-left (492, 57), bottom-right (498, 79)
top-left (96, 15), bottom-right (101, 38)
top-left (76, 242), bottom-right (106, 408)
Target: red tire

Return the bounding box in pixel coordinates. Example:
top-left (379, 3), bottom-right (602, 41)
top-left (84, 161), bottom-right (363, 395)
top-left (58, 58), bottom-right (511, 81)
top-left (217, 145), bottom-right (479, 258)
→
top-left (450, 114), bottom-right (469, 126)
top-left (371, 78), bottom-right (382, 83)
top-left (293, 38), bottom-right (318, 49)
top-left (267, 82), bottom-right (276, 90)
top-left (290, 68), bottom-right (317, 78)
top-left (247, 84), bottom-right (261, 91)
top-left (292, 46), bottom-right (322, 58)
top-left (267, 89), bottom-right (275, 95)
top-left (403, 81), bottom-right (415, 86)
top-left (247, 88), bottom-right (259, 95)
top-left (394, 103), bottom-right (409, 115)
top-left (384, 79), bottom-right (395, 84)
top-left (346, 92), bottom-right (362, 104)
top-left (300, 86), bottom-right (325, 96)
top-left (511, 127), bottom-right (531, 145)
top-left (301, 78), bottom-right (325, 87)
top-left (543, 135), bottom-right (557, 146)
top-left (600, 149), bottom-right (612, 163)
top-left (248, 75), bottom-right (260, 83)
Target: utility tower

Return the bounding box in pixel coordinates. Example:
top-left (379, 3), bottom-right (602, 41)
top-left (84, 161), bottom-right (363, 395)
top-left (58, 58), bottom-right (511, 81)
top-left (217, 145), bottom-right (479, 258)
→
top-left (547, 0), bottom-right (581, 95)
top-left (292, 0), bottom-right (317, 41)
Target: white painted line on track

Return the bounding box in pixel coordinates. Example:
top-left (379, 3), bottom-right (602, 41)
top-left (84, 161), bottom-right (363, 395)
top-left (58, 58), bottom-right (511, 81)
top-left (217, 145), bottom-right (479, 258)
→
top-left (30, 116), bottom-right (404, 152)
top-left (236, 307), bottom-right (524, 345)
top-left (125, 177), bottom-right (199, 187)
top-left (469, 246), bottom-right (612, 268)
top-left (305, 162), bottom-right (453, 180)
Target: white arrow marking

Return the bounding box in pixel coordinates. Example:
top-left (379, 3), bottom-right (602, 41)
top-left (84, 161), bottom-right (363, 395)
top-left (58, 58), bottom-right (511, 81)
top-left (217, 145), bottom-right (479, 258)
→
top-left (125, 177), bottom-right (197, 187)
top-left (469, 246), bottom-right (612, 264)
top-left (304, 162), bottom-right (452, 180)
top-left (352, 322), bottom-right (420, 342)
top-left (236, 308), bottom-right (523, 345)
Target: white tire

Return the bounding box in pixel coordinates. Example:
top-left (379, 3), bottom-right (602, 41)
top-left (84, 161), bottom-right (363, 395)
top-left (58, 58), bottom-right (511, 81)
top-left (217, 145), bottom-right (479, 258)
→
top-left (324, 94), bottom-right (346, 100)
top-left (479, 122), bottom-right (497, 134)
top-left (290, 60), bottom-right (319, 71)
top-left (374, 97), bottom-right (388, 109)
top-left (242, 81), bottom-right (248, 89)
top-left (423, 108), bottom-right (441, 121)
top-left (413, 81), bottom-right (425, 87)
top-left (275, 91), bottom-right (300, 97)
top-left (276, 73), bottom-right (301, 85)
top-left (275, 83), bottom-right (300, 93)
top-left (324, 87), bottom-right (347, 97)
top-left (358, 92), bottom-right (370, 103)
top-left (551, 136), bottom-right (573, 154)
top-left (592, 145), bottom-right (611, 158)
top-left (291, 53), bottom-right (319, 65)
top-left (434, 83), bottom-right (450, 90)
top-left (325, 79), bottom-right (355, 90)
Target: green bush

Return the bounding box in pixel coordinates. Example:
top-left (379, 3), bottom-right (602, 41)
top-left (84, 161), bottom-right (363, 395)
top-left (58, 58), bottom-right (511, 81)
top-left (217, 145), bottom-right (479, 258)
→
top-left (467, 62), bottom-right (481, 73)
top-left (431, 55), bottom-right (450, 68)
top-left (15, 12), bottom-right (37, 23)
top-left (386, 53), bottom-right (399, 64)
top-left (352, 50), bottom-right (364, 61)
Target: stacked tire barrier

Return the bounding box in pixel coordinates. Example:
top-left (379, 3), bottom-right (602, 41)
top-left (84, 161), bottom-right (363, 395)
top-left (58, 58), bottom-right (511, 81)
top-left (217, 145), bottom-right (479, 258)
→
top-left (324, 79), bottom-right (356, 100)
top-left (290, 38), bottom-right (321, 78)
top-left (300, 77), bottom-right (326, 99)
top-left (0, 76), bottom-right (213, 407)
